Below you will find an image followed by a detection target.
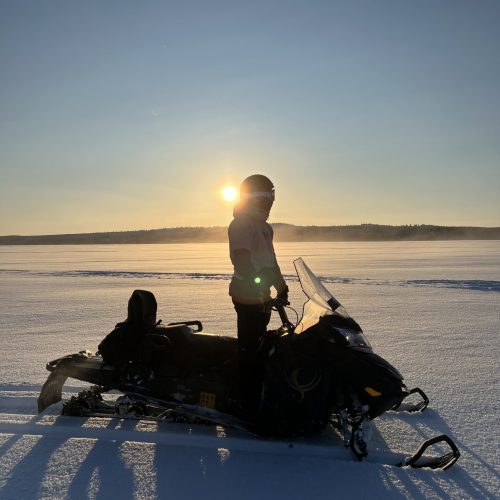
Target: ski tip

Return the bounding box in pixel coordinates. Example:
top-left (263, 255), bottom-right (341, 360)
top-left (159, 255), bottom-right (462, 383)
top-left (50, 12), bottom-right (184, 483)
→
top-left (399, 434), bottom-right (460, 470)
top-left (393, 387), bottom-right (430, 413)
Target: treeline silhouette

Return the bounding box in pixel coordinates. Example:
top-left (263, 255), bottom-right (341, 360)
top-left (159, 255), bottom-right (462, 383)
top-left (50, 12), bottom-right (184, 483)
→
top-left (1, 224), bottom-right (499, 245)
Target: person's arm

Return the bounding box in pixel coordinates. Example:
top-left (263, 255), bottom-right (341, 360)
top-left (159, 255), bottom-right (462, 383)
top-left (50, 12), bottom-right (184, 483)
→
top-left (229, 217), bottom-right (262, 281)
top-left (232, 248), bottom-right (257, 280)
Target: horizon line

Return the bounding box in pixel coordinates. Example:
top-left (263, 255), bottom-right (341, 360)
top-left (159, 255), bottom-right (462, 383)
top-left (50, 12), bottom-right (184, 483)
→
top-left (2, 222), bottom-right (500, 239)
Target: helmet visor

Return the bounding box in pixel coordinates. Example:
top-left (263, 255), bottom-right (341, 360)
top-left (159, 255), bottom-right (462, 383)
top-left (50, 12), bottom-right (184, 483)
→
top-left (246, 189), bottom-right (275, 201)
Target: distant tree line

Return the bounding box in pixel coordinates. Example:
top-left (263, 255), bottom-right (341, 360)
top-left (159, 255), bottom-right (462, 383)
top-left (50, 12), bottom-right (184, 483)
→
top-left (271, 224), bottom-right (500, 242)
top-left (1, 224), bottom-right (499, 245)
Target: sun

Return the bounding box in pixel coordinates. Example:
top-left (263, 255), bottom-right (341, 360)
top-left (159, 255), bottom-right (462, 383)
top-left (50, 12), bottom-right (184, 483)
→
top-left (221, 185), bottom-right (238, 202)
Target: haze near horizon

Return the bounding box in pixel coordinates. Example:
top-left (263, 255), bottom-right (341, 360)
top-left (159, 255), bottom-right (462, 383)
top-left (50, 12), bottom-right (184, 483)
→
top-left (1, 0), bottom-right (499, 235)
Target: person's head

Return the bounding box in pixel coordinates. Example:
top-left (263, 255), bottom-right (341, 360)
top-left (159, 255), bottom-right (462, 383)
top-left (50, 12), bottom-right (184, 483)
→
top-left (239, 174), bottom-right (275, 212)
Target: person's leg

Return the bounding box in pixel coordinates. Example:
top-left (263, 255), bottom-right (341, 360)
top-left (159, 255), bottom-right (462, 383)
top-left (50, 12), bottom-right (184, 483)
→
top-left (233, 301), bottom-right (271, 413)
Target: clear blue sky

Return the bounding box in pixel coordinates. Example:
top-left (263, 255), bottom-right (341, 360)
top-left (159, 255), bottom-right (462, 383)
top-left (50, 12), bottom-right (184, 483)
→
top-left (1, 0), bottom-right (499, 235)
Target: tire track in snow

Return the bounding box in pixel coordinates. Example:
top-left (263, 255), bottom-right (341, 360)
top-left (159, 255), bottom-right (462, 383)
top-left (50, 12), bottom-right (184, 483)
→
top-left (1, 269), bottom-right (498, 292)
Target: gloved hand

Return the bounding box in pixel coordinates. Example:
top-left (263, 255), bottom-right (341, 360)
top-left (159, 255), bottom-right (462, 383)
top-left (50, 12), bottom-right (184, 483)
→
top-left (275, 285), bottom-right (289, 305)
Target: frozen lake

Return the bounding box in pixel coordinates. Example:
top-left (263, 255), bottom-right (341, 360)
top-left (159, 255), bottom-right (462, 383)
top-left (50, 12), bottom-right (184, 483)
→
top-left (0, 241), bottom-right (499, 499)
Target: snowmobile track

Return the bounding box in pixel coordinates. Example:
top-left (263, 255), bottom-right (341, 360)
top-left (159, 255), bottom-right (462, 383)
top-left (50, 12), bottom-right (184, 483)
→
top-left (0, 385), bottom-right (460, 470)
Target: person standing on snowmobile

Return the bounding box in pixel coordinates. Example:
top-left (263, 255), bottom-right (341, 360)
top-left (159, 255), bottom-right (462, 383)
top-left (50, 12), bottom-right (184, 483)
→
top-left (228, 174), bottom-right (288, 412)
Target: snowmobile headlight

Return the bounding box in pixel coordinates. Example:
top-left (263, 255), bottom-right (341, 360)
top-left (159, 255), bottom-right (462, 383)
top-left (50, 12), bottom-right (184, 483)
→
top-left (349, 332), bottom-right (372, 349)
top-left (335, 328), bottom-right (372, 349)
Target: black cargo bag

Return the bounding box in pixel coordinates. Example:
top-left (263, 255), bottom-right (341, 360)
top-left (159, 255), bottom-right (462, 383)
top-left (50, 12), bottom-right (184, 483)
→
top-left (97, 290), bottom-right (158, 367)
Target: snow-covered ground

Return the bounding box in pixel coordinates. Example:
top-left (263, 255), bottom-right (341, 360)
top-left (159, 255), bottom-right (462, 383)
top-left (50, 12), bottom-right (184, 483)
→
top-left (0, 242), bottom-right (499, 499)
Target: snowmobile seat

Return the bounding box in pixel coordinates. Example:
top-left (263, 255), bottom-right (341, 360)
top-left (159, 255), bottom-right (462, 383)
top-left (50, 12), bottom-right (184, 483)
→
top-left (187, 333), bottom-right (237, 370)
top-left (154, 324), bottom-right (194, 350)
top-left (151, 330), bottom-right (237, 374)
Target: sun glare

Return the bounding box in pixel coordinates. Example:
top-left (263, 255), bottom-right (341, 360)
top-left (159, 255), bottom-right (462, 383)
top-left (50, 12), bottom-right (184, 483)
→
top-left (222, 186), bottom-right (238, 202)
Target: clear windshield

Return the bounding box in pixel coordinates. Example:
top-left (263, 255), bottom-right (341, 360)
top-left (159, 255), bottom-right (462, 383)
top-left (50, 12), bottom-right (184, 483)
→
top-left (294, 258), bottom-right (350, 334)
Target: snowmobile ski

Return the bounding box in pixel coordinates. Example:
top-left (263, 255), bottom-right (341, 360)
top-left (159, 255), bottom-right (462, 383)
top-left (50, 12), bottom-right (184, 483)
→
top-left (392, 387), bottom-right (430, 413)
top-left (398, 434), bottom-right (461, 470)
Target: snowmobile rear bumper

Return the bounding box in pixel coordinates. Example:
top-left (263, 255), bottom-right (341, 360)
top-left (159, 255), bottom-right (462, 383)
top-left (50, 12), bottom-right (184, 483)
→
top-left (37, 351), bottom-right (109, 413)
top-left (37, 369), bottom-right (68, 413)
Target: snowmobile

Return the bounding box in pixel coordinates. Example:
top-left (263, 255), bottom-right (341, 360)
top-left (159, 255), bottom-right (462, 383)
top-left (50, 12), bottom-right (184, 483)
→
top-left (38, 258), bottom-right (460, 470)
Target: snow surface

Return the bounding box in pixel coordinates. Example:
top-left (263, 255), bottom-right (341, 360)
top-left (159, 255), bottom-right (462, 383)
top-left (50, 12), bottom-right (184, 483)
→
top-left (0, 241), bottom-right (499, 499)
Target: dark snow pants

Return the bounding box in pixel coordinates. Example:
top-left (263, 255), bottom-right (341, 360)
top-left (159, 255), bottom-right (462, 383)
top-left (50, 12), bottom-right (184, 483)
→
top-left (232, 300), bottom-right (272, 412)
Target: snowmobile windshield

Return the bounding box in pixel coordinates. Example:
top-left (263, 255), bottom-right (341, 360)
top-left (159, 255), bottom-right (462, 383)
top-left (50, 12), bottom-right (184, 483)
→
top-left (294, 258), bottom-right (351, 334)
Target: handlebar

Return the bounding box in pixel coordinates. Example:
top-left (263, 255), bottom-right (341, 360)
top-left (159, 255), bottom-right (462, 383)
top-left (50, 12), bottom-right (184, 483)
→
top-left (273, 299), bottom-right (295, 336)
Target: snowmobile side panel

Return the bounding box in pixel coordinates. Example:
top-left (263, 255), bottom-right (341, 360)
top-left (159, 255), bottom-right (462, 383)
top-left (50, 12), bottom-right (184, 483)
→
top-left (39, 349), bottom-right (239, 415)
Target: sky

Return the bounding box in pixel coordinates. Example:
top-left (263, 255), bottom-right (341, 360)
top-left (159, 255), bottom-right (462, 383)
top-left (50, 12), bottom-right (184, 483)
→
top-left (1, 0), bottom-right (499, 235)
